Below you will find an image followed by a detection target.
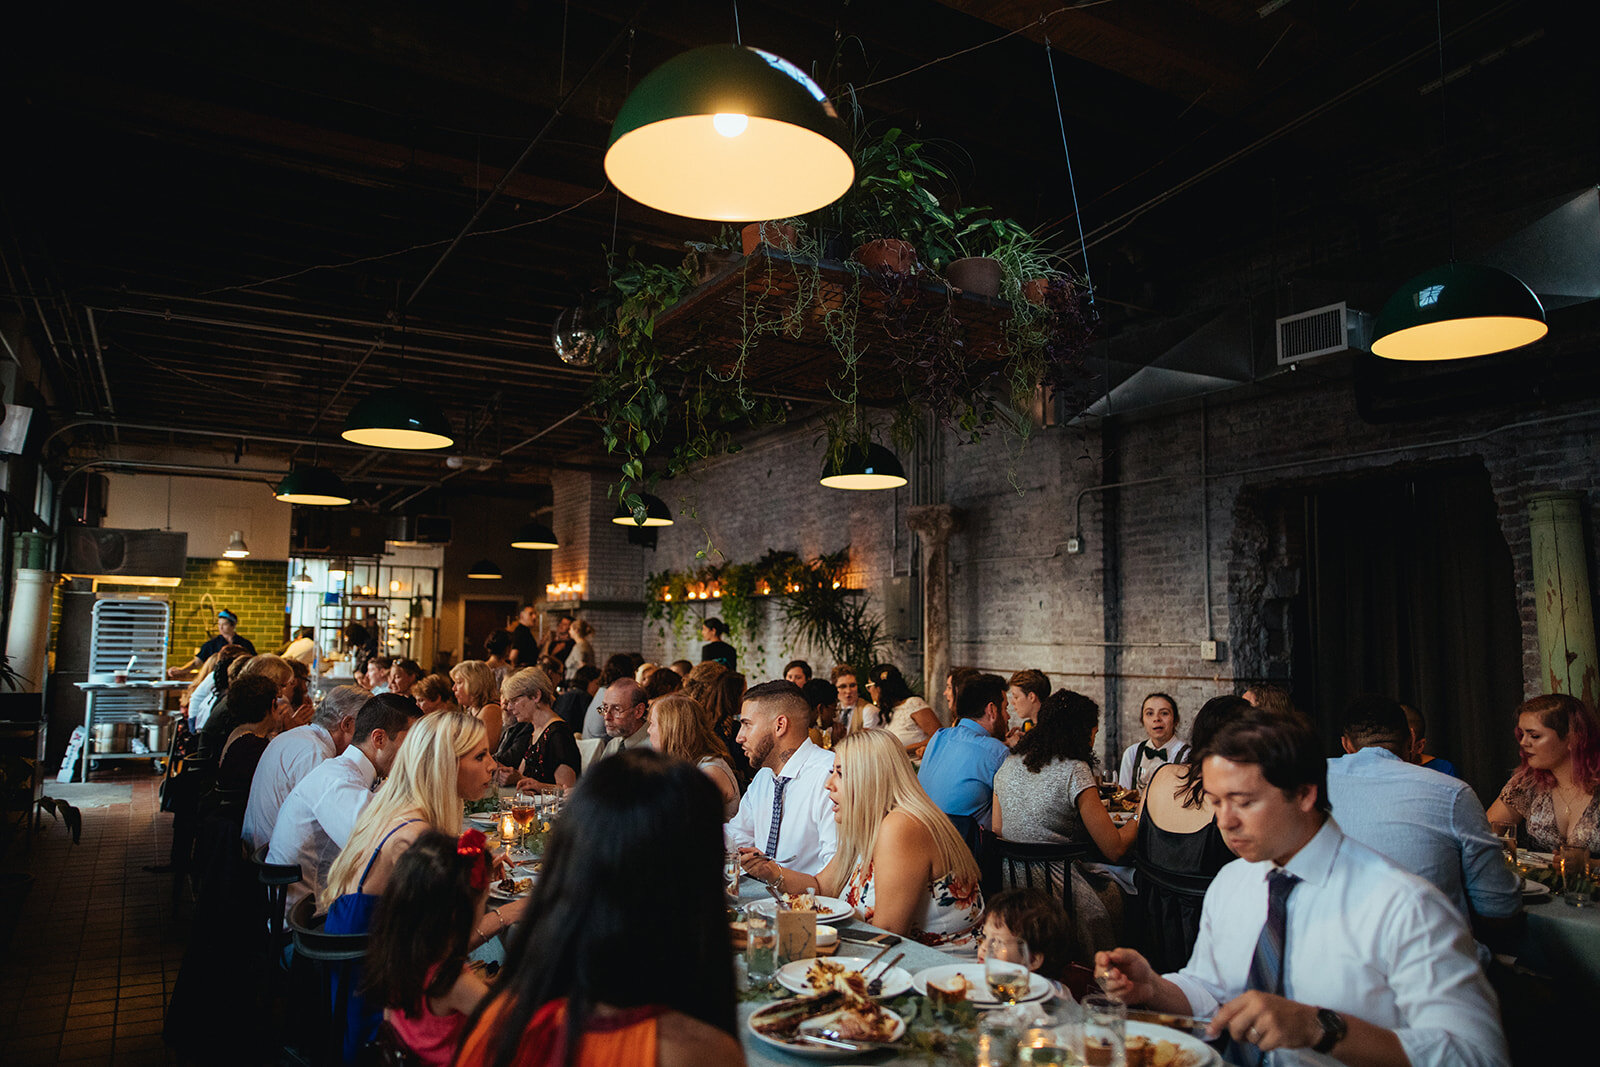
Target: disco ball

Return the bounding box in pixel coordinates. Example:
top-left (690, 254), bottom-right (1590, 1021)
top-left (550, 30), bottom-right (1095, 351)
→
top-left (552, 305), bottom-right (604, 367)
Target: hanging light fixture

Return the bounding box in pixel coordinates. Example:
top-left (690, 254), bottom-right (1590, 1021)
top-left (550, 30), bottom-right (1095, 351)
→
top-left (611, 493), bottom-right (674, 527)
top-left (466, 559), bottom-right (504, 580)
top-left (1370, 264), bottom-right (1547, 360)
top-left (341, 388), bottom-right (455, 450)
top-left (510, 520), bottom-right (559, 550)
top-left (223, 530), bottom-right (250, 559)
top-left (275, 465), bottom-right (354, 506)
top-left (293, 567), bottom-right (313, 586)
top-left (1369, 4), bottom-right (1547, 362)
top-left (604, 44), bottom-right (853, 222)
top-left (820, 443), bottom-right (908, 491)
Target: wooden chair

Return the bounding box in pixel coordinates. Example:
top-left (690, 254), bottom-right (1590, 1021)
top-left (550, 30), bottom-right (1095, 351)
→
top-left (990, 837), bottom-right (1095, 926)
top-left (252, 844), bottom-right (301, 961)
top-left (288, 895), bottom-right (370, 1065)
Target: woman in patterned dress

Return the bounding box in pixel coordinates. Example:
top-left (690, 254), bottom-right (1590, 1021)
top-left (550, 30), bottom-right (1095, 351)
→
top-left (1488, 693), bottom-right (1600, 853)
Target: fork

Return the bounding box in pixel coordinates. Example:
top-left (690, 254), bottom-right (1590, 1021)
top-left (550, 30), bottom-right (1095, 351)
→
top-left (865, 951), bottom-right (904, 996)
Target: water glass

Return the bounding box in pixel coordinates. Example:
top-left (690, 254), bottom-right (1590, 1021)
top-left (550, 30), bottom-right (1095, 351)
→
top-left (1083, 994), bottom-right (1127, 1067)
top-left (975, 1012), bottom-right (1019, 1067)
top-left (1558, 845), bottom-right (1592, 907)
top-left (723, 851), bottom-right (741, 896)
top-left (743, 905), bottom-right (777, 985)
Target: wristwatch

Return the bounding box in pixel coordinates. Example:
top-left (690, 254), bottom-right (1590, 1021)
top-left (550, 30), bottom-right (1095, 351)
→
top-left (1312, 1008), bottom-right (1347, 1054)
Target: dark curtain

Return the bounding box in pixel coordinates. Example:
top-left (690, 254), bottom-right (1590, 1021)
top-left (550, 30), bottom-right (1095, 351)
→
top-left (1301, 464), bottom-right (1523, 805)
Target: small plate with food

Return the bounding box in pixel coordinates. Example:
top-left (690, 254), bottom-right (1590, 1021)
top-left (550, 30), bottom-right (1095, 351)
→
top-left (466, 811), bottom-right (502, 828)
top-left (776, 956), bottom-right (913, 999)
top-left (488, 864), bottom-right (537, 901)
top-left (1096, 1021), bottom-right (1221, 1067)
top-left (748, 992), bottom-right (905, 1060)
top-left (913, 962), bottom-right (1053, 1006)
top-left (745, 892), bottom-right (855, 923)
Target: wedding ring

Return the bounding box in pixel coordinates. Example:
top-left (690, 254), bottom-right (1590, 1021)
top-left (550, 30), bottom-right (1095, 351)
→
top-left (1249, 1027), bottom-right (1262, 1044)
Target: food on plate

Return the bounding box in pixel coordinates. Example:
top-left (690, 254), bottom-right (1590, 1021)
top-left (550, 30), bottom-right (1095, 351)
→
top-left (496, 876), bottom-right (532, 896)
top-left (926, 971), bottom-right (974, 1004)
top-left (782, 891), bottom-right (826, 912)
top-left (1098, 1036), bottom-right (1193, 1067)
top-left (802, 958), bottom-right (869, 995)
top-left (822, 1002), bottom-right (898, 1042)
top-left (751, 991), bottom-right (848, 1036)
top-left (752, 982), bottom-right (899, 1045)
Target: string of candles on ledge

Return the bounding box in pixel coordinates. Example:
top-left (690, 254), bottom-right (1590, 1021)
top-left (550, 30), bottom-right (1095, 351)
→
top-left (545, 581), bottom-right (585, 602)
top-left (656, 577), bottom-right (853, 602)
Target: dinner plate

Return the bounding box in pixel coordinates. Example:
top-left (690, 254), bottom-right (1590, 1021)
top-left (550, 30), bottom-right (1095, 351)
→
top-left (776, 956), bottom-right (913, 999)
top-left (911, 963), bottom-right (1053, 1006)
top-left (747, 1000), bottom-right (905, 1060)
top-left (1523, 880), bottom-right (1552, 899)
top-left (1121, 1020), bottom-right (1223, 1066)
top-left (744, 895), bottom-right (855, 923)
top-left (1521, 851), bottom-right (1553, 870)
top-left (466, 811), bottom-right (501, 828)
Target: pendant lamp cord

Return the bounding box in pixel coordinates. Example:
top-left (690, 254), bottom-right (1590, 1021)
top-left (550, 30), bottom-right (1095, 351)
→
top-left (733, 2), bottom-right (742, 45)
top-left (1045, 36), bottom-right (1096, 311)
top-left (1434, 0), bottom-right (1456, 262)
top-left (610, 29), bottom-right (635, 264)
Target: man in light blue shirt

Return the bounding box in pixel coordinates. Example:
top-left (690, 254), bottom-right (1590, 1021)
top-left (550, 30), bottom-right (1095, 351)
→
top-left (918, 672), bottom-right (1011, 829)
top-left (1325, 694), bottom-right (1520, 933)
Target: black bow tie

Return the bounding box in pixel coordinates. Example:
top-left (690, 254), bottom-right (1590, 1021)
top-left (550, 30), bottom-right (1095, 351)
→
top-left (1140, 744), bottom-right (1168, 762)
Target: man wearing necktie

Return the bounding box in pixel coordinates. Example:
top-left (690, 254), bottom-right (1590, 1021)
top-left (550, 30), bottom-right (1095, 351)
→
top-left (1095, 708), bottom-right (1508, 1067)
top-left (725, 681), bottom-right (838, 877)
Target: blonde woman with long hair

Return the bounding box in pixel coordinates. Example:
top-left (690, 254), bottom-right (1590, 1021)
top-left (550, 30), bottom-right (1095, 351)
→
top-left (744, 728), bottom-right (983, 952)
top-left (647, 693), bottom-right (740, 817)
top-left (451, 660), bottom-right (503, 752)
top-left (319, 709), bottom-right (524, 1059)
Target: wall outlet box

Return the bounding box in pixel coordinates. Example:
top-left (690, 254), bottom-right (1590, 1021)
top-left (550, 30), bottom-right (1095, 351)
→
top-left (1065, 537), bottom-right (1082, 555)
top-left (1199, 639), bottom-right (1219, 661)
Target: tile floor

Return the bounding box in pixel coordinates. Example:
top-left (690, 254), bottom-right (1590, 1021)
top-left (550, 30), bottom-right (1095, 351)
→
top-left (1, 772), bottom-right (183, 1066)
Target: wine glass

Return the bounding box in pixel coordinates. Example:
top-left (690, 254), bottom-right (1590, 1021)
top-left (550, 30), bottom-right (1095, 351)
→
top-left (984, 935), bottom-right (1032, 1005)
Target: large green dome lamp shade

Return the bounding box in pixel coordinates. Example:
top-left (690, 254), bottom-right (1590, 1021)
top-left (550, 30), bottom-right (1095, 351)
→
top-left (611, 493), bottom-right (674, 527)
top-left (605, 45), bottom-right (854, 222)
top-left (510, 521), bottom-right (559, 550)
top-left (820, 443), bottom-right (908, 491)
top-left (275, 465), bottom-right (353, 506)
top-left (341, 387), bottom-right (455, 449)
top-left (1370, 263), bottom-right (1548, 361)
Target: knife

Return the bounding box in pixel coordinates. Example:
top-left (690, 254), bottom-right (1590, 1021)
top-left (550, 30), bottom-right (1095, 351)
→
top-left (1124, 1008), bottom-right (1214, 1036)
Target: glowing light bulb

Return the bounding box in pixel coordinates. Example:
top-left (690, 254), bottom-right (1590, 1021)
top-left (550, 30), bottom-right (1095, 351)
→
top-left (712, 112), bottom-right (748, 137)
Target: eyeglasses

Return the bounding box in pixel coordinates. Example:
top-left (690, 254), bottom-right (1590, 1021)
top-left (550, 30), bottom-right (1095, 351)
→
top-left (601, 703), bottom-right (644, 715)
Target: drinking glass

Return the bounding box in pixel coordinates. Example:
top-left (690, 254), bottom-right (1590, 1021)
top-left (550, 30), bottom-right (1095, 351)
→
top-left (1083, 994), bottom-right (1127, 1067)
top-left (975, 1012), bottom-right (1019, 1067)
top-left (1558, 845), bottom-right (1592, 907)
top-left (984, 936), bottom-right (1032, 1005)
top-left (509, 791), bottom-right (538, 850)
top-left (723, 851), bottom-right (741, 897)
top-left (744, 905), bottom-right (777, 985)
top-left (1489, 821), bottom-right (1518, 863)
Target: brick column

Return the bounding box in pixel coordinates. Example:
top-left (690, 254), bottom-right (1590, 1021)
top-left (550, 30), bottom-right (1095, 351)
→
top-left (546, 471), bottom-right (648, 665)
top-left (906, 503), bottom-right (963, 724)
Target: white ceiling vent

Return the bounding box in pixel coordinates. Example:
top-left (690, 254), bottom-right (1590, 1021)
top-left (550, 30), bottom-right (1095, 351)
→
top-left (1276, 302), bottom-right (1373, 366)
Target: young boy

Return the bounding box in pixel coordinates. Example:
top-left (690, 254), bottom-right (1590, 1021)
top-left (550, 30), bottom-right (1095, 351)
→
top-left (975, 888), bottom-right (1074, 989)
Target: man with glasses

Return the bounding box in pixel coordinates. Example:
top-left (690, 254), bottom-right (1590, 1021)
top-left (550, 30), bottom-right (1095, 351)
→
top-left (599, 678), bottom-right (651, 759)
top-left (831, 665), bottom-right (878, 733)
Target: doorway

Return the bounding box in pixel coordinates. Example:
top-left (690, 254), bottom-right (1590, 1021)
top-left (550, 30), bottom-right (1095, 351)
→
top-left (461, 598), bottom-right (519, 666)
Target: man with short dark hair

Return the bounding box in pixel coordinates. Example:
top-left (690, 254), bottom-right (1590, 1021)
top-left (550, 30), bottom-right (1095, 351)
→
top-left (242, 684), bottom-right (366, 850)
top-left (727, 680), bottom-right (837, 876)
top-left (540, 612), bottom-right (576, 665)
top-left (918, 672), bottom-right (1011, 829)
top-left (509, 605), bottom-right (539, 667)
top-left (267, 693), bottom-right (420, 914)
top-left (1402, 704), bottom-right (1459, 777)
top-left (1327, 694), bottom-right (1519, 935)
top-left (1097, 707), bottom-right (1507, 1067)
top-left (598, 678), bottom-right (651, 758)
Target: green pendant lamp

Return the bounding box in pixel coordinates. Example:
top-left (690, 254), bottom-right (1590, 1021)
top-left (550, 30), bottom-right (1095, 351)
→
top-left (612, 493), bottom-right (674, 527)
top-left (820, 443), bottom-right (908, 491)
top-left (341, 387), bottom-right (455, 450)
top-left (274, 465), bottom-right (353, 506)
top-left (466, 559), bottom-right (504, 580)
top-left (510, 521), bottom-right (559, 550)
top-left (605, 44), bottom-right (853, 221)
top-left (1371, 263), bottom-right (1547, 361)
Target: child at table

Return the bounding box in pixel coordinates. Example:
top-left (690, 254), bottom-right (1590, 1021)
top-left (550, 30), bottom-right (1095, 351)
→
top-left (361, 829), bottom-right (494, 1066)
top-left (976, 888), bottom-right (1086, 997)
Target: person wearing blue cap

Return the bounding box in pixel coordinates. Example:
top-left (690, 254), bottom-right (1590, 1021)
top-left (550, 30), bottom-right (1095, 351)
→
top-left (169, 609), bottom-right (258, 678)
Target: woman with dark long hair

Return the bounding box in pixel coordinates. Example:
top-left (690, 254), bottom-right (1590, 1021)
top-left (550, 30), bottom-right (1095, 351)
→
top-left (866, 663), bottom-right (939, 755)
top-left (454, 749), bottom-right (743, 1067)
top-left (1131, 695), bottom-right (1248, 972)
top-left (1487, 693), bottom-right (1600, 852)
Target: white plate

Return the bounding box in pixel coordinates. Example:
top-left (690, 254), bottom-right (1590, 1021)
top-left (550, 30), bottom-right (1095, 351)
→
top-left (1119, 1020), bottom-right (1223, 1066)
top-left (776, 956), bottom-right (913, 999)
top-left (1523, 880), bottom-right (1552, 899)
top-left (1521, 851), bottom-right (1553, 869)
top-left (911, 962), bottom-right (1053, 1006)
top-left (747, 1001), bottom-right (905, 1060)
top-left (488, 865), bottom-right (538, 901)
top-left (745, 895), bottom-right (856, 923)
top-left (466, 811), bottom-right (501, 827)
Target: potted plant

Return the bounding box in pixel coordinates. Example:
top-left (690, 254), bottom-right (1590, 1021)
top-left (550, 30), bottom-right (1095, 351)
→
top-left (739, 218), bottom-right (804, 257)
top-left (939, 210), bottom-right (1035, 298)
top-left (833, 127), bottom-right (958, 274)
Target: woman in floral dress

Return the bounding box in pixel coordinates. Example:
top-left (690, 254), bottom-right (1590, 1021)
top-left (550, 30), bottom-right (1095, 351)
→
top-left (744, 728), bottom-right (983, 954)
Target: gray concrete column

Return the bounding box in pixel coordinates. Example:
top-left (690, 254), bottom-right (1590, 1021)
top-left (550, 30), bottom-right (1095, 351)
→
top-left (906, 503), bottom-right (963, 724)
top-left (1528, 491), bottom-right (1599, 704)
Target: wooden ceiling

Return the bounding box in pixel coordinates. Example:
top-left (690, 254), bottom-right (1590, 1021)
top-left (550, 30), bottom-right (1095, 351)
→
top-left (2, 0), bottom-right (1579, 510)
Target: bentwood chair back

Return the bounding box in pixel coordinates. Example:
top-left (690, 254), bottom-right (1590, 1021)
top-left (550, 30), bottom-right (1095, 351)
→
top-left (287, 895), bottom-right (369, 1064)
top-left (990, 838), bottom-right (1094, 925)
top-left (252, 844), bottom-right (301, 953)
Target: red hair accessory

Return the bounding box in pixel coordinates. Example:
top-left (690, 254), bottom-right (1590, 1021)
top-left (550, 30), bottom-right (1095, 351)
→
top-left (457, 828), bottom-right (490, 891)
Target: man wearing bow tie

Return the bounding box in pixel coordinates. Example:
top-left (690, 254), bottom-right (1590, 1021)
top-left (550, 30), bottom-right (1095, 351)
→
top-left (1118, 693), bottom-right (1189, 791)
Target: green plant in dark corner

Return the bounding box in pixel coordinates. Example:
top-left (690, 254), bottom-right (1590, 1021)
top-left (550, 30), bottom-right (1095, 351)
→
top-left (0, 656), bottom-right (81, 847)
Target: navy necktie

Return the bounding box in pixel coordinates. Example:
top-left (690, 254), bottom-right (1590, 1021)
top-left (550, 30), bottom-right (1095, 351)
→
top-left (765, 776), bottom-right (790, 858)
top-left (1237, 868), bottom-right (1300, 1066)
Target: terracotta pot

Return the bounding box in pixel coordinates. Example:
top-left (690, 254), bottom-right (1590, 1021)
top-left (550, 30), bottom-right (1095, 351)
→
top-left (741, 222), bottom-right (799, 257)
top-left (851, 238), bottom-right (917, 274)
top-left (946, 256), bottom-right (1002, 298)
top-left (1022, 277), bottom-right (1052, 305)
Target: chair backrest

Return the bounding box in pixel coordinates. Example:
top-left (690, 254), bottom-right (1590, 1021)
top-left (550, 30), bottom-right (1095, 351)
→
top-left (991, 837), bottom-right (1093, 921)
top-left (288, 894), bottom-right (369, 962)
top-left (576, 736), bottom-right (603, 774)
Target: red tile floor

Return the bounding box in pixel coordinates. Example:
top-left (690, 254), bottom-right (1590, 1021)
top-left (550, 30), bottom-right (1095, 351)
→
top-left (1, 772), bottom-right (183, 1066)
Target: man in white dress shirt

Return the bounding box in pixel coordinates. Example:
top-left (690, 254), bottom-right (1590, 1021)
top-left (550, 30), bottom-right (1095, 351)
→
top-left (1097, 707), bottom-right (1508, 1067)
top-left (266, 693), bottom-right (418, 914)
top-left (241, 685), bottom-right (367, 850)
top-left (1326, 694), bottom-right (1520, 940)
top-left (728, 680), bottom-right (838, 877)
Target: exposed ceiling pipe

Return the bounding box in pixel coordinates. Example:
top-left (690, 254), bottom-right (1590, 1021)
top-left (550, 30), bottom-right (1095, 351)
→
top-left (380, 402), bottom-right (594, 512)
top-left (82, 306), bottom-right (118, 440)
